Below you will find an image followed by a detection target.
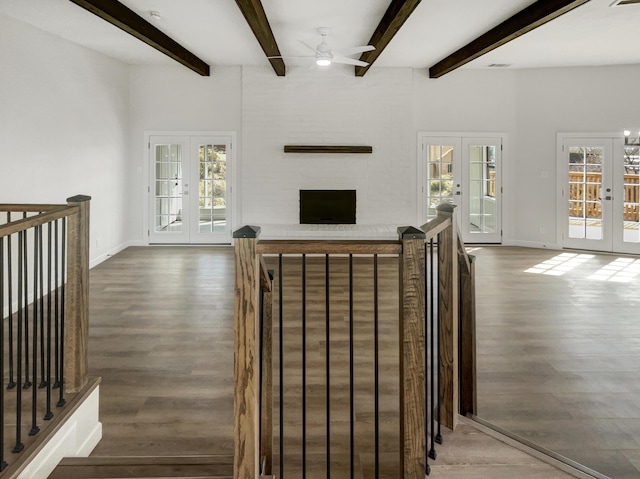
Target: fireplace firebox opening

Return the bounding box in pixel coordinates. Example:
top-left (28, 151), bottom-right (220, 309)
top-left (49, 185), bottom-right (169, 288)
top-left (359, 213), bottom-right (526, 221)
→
top-left (299, 190), bottom-right (356, 224)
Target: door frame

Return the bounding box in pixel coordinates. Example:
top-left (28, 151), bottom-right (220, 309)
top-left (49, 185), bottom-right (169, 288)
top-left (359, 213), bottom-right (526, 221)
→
top-left (417, 132), bottom-right (508, 243)
top-left (143, 130), bottom-right (238, 245)
top-left (555, 132), bottom-right (623, 252)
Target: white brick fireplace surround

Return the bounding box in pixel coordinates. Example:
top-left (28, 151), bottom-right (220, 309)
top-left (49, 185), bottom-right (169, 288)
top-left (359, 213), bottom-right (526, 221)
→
top-left (240, 66), bottom-right (417, 231)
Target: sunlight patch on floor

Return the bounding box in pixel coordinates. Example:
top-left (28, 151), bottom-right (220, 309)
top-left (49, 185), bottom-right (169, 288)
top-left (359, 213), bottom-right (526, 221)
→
top-left (524, 253), bottom-right (595, 276)
top-left (588, 257), bottom-right (640, 282)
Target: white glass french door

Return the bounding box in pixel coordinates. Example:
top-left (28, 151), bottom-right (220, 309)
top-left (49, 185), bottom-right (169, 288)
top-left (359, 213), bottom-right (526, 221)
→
top-left (423, 137), bottom-right (460, 222)
top-left (562, 137), bottom-right (640, 254)
top-left (462, 138), bottom-right (502, 243)
top-left (149, 135), bottom-right (232, 244)
top-left (614, 140), bottom-right (640, 253)
top-left (421, 135), bottom-right (502, 243)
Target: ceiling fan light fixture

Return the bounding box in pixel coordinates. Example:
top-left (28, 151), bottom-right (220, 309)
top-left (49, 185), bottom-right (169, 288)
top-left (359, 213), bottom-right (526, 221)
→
top-left (316, 58), bottom-right (331, 66)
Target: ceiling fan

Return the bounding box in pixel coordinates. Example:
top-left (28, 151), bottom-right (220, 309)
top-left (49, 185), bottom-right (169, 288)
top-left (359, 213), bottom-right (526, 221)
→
top-left (271, 27), bottom-right (375, 67)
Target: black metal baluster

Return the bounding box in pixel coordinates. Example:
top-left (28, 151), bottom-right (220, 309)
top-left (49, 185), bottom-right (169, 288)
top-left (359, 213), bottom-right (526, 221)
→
top-left (38, 225), bottom-right (46, 389)
top-left (349, 254), bottom-right (354, 479)
top-left (373, 255), bottom-right (379, 479)
top-left (428, 239), bottom-right (437, 460)
top-left (435, 235), bottom-right (442, 446)
top-left (259, 277), bottom-right (265, 471)
top-left (423, 242), bottom-right (431, 476)
top-left (58, 218), bottom-right (66, 407)
top-left (13, 231), bottom-right (24, 453)
top-left (0, 236), bottom-right (8, 470)
top-left (278, 255), bottom-right (284, 479)
top-left (301, 254), bottom-right (307, 479)
top-left (325, 254), bottom-right (330, 479)
top-left (30, 226), bottom-right (39, 436)
top-left (44, 222), bottom-right (53, 420)
top-left (7, 217), bottom-right (15, 390)
top-left (22, 218), bottom-right (31, 390)
top-left (53, 220), bottom-right (60, 390)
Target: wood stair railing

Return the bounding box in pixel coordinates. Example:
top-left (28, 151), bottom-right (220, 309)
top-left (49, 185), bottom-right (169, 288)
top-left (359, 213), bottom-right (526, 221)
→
top-left (49, 454), bottom-right (234, 478)
top-left (233, 204), bottom-right (467, 478)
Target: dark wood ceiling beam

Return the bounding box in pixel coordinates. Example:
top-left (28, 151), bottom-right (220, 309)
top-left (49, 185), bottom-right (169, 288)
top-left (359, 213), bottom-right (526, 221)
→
top-left (68, 0), bottom-right (210, 76)
top-left (355, 0), bottom-right (422, 77)
top-left (429, 0), bottom-right (591, 78)
top-left (235, 0), bottom-right (286, 76)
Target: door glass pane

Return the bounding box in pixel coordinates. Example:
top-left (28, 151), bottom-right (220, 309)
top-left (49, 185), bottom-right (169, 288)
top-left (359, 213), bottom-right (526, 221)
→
top-left (623, 146), bottom-right (640, 244)
top-left (468, 145), bottom-right (496, 234)
top-left (568, 146), bottom-right (603, 240)
top-left (425, 145), bottom-right (454, 221)
top-left (154, 144), bottom-right (183, 233)
top-left (199, 144), bottom-right (227, 234)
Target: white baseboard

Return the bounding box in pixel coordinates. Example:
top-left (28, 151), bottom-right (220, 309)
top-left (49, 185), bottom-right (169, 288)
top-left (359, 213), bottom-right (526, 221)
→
top-left (502, 239), bottom-right (562, 250)
top-left (89, 241), bottom-right (133, 269)
top-left (17, 386), bottom-right (102, 479)
top-left (76, 422), bottom-right (103, 457)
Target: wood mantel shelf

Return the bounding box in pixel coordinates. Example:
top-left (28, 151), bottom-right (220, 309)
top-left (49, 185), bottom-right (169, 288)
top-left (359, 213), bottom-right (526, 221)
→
top-left (283, 145), bottom-right (373, 154)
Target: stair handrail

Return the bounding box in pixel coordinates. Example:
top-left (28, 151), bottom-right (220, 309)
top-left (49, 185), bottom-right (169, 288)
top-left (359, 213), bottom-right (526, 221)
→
top-left (233, 214), bottom-right (462, 478)
top-left (0, 195), bottom-right (91, 475)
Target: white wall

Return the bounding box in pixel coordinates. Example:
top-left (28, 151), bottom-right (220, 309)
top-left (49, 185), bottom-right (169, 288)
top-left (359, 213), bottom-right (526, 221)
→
top-left (241, 66), bottom-right (415, 226)
top-left (0, 14), bottom-right (130, 265)
top-left (513, 65), bottom-right (640, 247)
top-left (5, 17), bottom-right (632, 250)
top-left (127, 63), bottom-right (640, 247)
top-left (412, 69), bottom-right (518, 239)
top-left (128, 65), bottom-right (242, 242)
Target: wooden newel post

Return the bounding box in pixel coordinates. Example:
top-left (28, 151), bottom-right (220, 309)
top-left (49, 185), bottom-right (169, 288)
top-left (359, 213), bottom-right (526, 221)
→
top-left (435, 203), bottom-right (459, 430)
top-left (233, 225), bottom-right (261, 479)
top-left (65, 194), bottom-right (91, 394)
top-left (397, 226), bottom-right (426, 479)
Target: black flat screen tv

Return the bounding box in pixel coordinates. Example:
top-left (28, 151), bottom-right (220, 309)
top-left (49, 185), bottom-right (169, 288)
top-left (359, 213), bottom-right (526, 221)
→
top-left (299, 190), bottom-right (356, 224)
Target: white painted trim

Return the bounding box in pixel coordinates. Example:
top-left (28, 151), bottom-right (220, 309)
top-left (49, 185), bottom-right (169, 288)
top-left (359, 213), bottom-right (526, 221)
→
top-left (76, 422), bottom-right (103, 457)
top-left (556, 132), bottom-right (623, 251)
top-left (17, 386), bottom-right (102, 479)
top-left (89, 240), bottom-right (131, 269)
top-left (417, 132), bottom-right (508, 244)
top-left (503, 239), bottom-right (562, 250)
top-left (143, 131), bottom-right (238, 245)
top-left (415, 131), bottom-right (424, 226)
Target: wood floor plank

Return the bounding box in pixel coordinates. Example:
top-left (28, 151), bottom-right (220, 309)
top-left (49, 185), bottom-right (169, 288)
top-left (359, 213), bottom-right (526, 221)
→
top-left (86, 246), bottom-right (582, 478)
top-left (473, 246), bottom-right (640, 479)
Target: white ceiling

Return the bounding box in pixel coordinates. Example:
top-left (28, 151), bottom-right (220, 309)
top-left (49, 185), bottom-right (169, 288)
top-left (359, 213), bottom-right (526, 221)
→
top-left (1, 0), bottom-right (639, 74)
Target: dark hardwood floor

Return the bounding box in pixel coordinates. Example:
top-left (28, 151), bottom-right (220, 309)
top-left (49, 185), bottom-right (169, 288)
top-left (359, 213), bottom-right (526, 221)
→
top-left (472, 246), bottom-right (640, 479)
top-left (86, 246), bottom-right (584, 478)
top-left (88, 246), bottom-right (235, 457)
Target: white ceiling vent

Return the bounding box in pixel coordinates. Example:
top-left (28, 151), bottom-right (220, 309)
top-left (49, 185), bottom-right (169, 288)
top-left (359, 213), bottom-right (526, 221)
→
top-left (487, 63), bottom-right (511, 68)
top-left (610, 0), bottom-right (640, 6)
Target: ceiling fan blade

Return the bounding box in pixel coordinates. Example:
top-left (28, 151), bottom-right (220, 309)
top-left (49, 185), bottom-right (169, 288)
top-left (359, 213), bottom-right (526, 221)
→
top-left (299, 40), bottom-right (321, 55)
top-left (331, 56), bottom-right (369, 67)
top-left (334, 45), bottom-right (375, 56)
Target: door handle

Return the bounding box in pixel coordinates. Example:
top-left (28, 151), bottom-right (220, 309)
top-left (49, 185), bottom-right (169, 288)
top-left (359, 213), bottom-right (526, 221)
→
top-left (455, 191), bottom-right (461, 195)
top-left (599, 196), bottom-right (611, 200)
